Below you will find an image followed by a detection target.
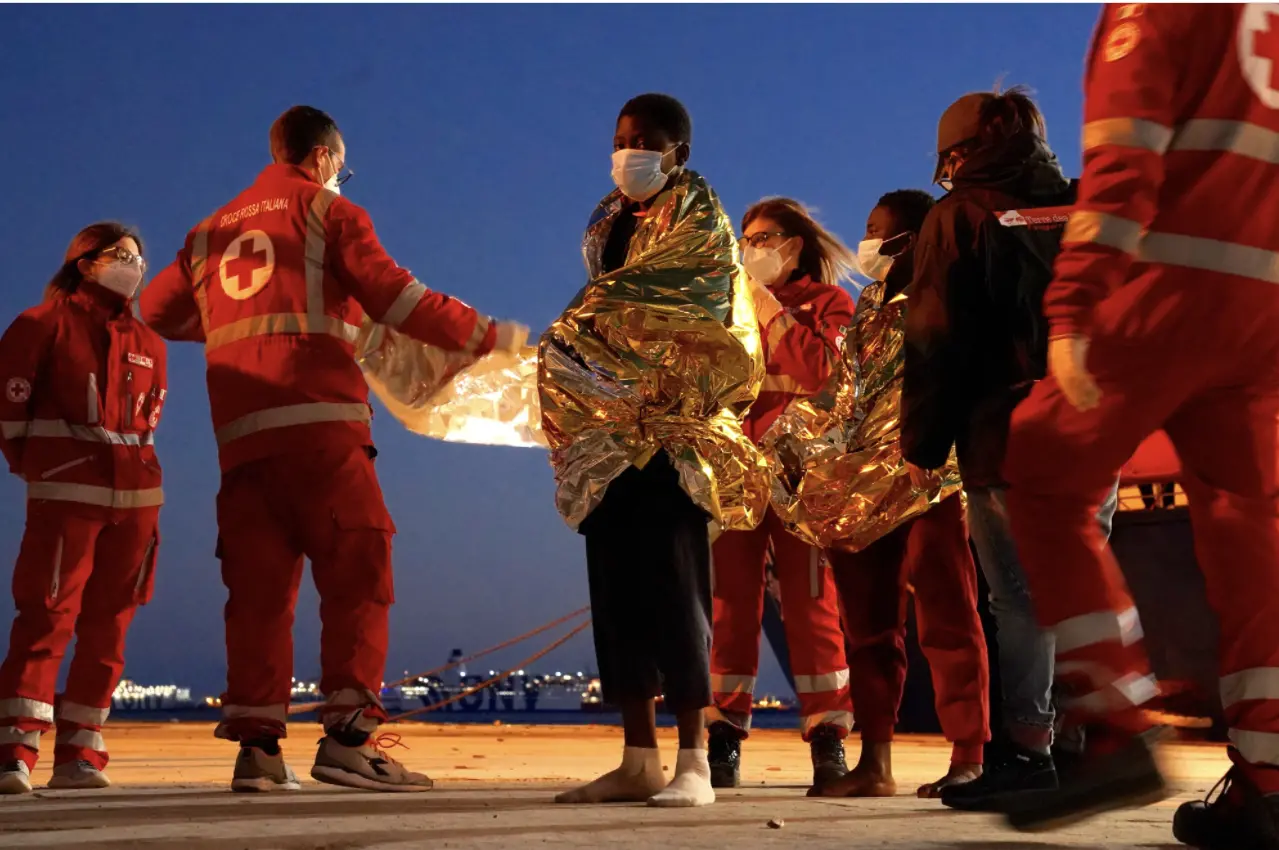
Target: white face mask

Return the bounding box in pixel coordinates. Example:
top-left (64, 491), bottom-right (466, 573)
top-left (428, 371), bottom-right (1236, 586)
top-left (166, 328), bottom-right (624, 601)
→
top-left (324, 152), bottom-right (342, 195)
top-left (95, 262), bottom-right (143, 299)
top-left (857, 239), bottom-right (893, 282)
top-left (743, 245), bottom-right (789, 287)
top-left (611, 148), bottom-right (672, 202)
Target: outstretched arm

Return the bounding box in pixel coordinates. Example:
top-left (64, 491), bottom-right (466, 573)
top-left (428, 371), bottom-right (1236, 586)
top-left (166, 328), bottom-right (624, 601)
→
top-left (141, 246), bottom-right (205, 343)
top-left (328, 198), bottom-right (523, 355)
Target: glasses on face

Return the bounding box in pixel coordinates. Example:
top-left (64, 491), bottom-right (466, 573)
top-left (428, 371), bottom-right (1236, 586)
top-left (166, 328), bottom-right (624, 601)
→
top-left (319, 147), bottom-right (355, 186)
top-left (738, 231), bottom-right (791, 250)
top-left (98, 246), bottom-right (146, 271)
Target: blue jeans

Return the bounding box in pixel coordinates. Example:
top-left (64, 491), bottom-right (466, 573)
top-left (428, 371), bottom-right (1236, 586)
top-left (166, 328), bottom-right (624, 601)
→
top-left (965, 482), bottom-right (1119, 741)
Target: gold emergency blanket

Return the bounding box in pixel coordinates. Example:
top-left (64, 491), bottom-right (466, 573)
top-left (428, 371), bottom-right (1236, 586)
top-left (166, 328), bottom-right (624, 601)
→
top-left (537, 169), bottom-right (769, 534)
top-left (356, 320), bottom-right (546, 449)
top-left (762, 280), bottom-right (961, 552)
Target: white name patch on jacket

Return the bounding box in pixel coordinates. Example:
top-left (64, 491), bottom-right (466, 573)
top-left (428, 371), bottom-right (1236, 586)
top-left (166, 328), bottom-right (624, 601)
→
top-left (127, 353), bottom-right (154, 369)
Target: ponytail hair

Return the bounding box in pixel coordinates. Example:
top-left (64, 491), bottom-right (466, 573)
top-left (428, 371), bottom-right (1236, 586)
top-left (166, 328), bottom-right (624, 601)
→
top-left (975, 84), bottom-right (1047, 150)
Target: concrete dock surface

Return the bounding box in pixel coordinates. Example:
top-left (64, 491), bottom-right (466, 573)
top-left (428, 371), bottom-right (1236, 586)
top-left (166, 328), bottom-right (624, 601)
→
top-left (0, 723), bottom-right (1231, 849)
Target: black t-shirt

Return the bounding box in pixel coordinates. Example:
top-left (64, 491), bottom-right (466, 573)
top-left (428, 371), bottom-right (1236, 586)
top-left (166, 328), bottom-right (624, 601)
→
top-left (579, 451), bottom-right (707, 536)
top-left (600, 206), bottom-right (640, 275)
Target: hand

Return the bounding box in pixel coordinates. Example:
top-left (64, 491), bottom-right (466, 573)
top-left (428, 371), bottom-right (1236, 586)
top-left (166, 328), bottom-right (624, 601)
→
top-left (905, 461), bottom-right (932, 491)
top-left (1048, 335), bottom-right (1101, 412)
top-left (493, 321), bottom-right (530, 356)
top-left (747, 274), bottom-right (784, 326)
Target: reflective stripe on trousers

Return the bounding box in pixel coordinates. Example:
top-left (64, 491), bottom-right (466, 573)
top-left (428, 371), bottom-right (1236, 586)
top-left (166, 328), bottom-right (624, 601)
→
top-left (1219, 668), bottom-right (1279, 767)
top-left (55, 728), bottom-right (106, 753)
top-left (0, 727), bottom-right (41, 749)
top-left (1052, 607), bottom-right (1143, 655)
top-left (57, 701), bottom-right (110, 727)
top-left (800, 710), bottom-right (854, 735)
top-left (0, 697), bottom-right (55, 724)
top-left (709, 674), bottom-right (757, 697)
top-left (792, 670), bottom-right (850, 695)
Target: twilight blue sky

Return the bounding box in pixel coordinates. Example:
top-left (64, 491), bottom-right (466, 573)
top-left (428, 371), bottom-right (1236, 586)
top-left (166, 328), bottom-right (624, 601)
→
top-left (0, 3), bottom-right (1100, 699)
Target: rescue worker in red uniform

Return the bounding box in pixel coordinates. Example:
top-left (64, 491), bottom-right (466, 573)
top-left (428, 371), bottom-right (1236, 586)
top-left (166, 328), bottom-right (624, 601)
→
top-left (0, 223), bottom-right (164, 795)
top-left (707, 198), bottom-right (856, 793)
top-left (1000, 5), bottom-right (1279, 844)
top-left (141, 106), bottom-right (527, 793)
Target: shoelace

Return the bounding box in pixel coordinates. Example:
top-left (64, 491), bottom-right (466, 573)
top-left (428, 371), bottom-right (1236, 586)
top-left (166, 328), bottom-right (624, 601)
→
top-left (1203, 767), bottom-right (1237, 808)
top-left (369, 732), bottom-right (409, 762)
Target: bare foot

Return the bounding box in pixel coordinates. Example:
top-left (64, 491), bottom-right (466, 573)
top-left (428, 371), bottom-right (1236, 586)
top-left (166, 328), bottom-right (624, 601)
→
top-left (916, 763), bottom-right (983, 799)
top-left (816, 763), bottom-right (897, 798)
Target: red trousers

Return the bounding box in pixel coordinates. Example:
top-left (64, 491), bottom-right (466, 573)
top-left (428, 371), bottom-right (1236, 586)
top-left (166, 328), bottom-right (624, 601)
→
top-left (1005, 270), bottom-right (1279, 788)
top-left (0, 503), bottom-right (159, 771)
top-left (709, 510), bottom-right (852, 740)
top-left (827, 494), bottom-right (990, 764)
top-left (215, 446), bottom-right (395, 741)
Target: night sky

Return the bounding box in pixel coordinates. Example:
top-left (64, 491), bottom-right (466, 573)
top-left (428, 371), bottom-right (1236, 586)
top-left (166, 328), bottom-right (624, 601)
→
top-left (0, 3), bottom-right (1100, 699)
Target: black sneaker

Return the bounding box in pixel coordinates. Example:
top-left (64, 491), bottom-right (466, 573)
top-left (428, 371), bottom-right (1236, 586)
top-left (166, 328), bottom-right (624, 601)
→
top-left (1173, 766), bottom-right (1279, 850)
top-left (1004, 727), bottom-right (1172, 832)
top-left (940, 743), bottom-right (1057, 812)
top-left (808, 724), bottom-right (849, 791)
top-left (708, 721), bottom-right (742, 789)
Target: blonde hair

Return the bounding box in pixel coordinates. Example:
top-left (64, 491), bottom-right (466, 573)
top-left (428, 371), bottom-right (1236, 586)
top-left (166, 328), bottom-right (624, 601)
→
top-left (741, 197), bottom-right (858, 287)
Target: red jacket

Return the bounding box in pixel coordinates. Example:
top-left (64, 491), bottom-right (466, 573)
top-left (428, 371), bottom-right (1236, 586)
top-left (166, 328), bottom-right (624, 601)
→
top-left (1048, 3), bottom-right (1279, 337)
top-left (0, 283), bottom-right (166, 517)
top-left (141, 164), bottom-right (497, 472)
top-left (747, 274), bottom-right (855, 443)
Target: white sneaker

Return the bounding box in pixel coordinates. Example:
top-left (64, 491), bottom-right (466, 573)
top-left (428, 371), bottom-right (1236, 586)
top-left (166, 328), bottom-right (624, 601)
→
top-left (0, 761), bottom-right (32, 795)
top-left (49, 760), bottom-right (111, 789)
top-left (311, 732), bottom-right (433, 793)
top-left (231, 746), bottom-right (302, 792)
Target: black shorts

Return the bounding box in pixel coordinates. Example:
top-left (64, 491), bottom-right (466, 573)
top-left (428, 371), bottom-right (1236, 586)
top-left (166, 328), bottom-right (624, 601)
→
top-left (580, 452), bottom-right (712, 714)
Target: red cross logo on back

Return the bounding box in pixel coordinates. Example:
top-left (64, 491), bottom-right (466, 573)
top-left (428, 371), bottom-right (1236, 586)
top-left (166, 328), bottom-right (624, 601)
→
top-left (1240, 5), bottom-right (1279, 108)
top-left (218, 230), bottom-right (276, 301)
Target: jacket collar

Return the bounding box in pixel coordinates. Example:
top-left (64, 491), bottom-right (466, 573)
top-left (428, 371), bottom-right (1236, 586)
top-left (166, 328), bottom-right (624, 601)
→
top-left (257, 162), bottom-right (317, 185)
top-left (70, 280), bottom-right (130, 320)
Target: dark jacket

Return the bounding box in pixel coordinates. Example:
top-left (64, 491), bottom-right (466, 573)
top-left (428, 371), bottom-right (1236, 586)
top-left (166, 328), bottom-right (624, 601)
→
top-left (901, 133), bottom-right (1075, 488)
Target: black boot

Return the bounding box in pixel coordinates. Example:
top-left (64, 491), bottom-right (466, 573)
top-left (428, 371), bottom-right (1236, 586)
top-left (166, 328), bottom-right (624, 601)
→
top-left (1004, 727), bottom-right (1171, 832)
top-left (708, 722), bottom-right (743, 789)
top-left (1173, 766), bottom-right (1279, 850)
top-left (808, 724), bottom-right (849, 792)
top-left (940, 742), bottom-right (1057, 812)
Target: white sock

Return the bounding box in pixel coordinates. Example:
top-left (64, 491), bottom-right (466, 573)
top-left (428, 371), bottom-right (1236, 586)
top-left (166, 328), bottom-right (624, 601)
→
top-left (648, 748), bottom-right (715, 808)
top-left (555, 746), bottom-right (664, 804)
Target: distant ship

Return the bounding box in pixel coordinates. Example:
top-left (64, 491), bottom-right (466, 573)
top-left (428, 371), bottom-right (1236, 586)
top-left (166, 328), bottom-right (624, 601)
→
top-left (111, 646), bottom-right (798, 719)
top-left (578, 678), bottom-right (794, 714)
top-left (112, 678), bottom-right (211, 712)
top-left (291, 667), bottom-right (598, 715)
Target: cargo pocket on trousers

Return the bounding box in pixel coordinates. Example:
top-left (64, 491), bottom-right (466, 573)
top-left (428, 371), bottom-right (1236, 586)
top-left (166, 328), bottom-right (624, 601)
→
top-left (329, 502), bottom-right (396, 606)
top-left (11, 521), bottom-right (65, 609)
top-left (134, 530), bottom-right (160, 605)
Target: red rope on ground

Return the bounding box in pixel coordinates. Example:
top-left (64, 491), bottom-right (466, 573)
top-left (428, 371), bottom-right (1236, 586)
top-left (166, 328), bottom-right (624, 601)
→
top-left (287, 605), bottom-right (591, 716)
